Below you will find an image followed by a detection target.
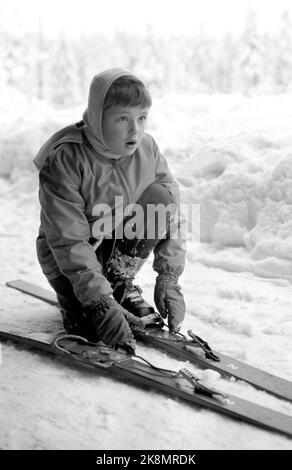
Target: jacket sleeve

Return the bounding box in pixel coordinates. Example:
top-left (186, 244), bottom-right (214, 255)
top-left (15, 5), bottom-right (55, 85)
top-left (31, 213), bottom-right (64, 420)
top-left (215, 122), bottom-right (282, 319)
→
top-left (152, 139), bottom-right (186, 278)
top-left (39, 149), bottom-right (112, 306)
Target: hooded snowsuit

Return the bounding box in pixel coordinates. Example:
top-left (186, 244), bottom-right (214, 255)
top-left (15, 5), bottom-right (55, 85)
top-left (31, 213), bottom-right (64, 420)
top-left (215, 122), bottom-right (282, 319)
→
top-left (35, 68), bottom-right (185, 309)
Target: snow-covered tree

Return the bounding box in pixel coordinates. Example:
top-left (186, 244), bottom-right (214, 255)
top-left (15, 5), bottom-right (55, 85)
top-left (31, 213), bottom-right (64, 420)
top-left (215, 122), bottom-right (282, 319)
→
top-left (0, 4), bottom-right (31, 92)
top-left (49, 37), bottom-right (82, 106)
top-left (185, 25), bottom-right (217, 93)
top-left (216, 33), bottom-right (238, 93)
top-left (235, 9), bottom-right (266, 95)
top-left (33, 16), bottom-right (47, 101)
top-left (139, 27), bottom-right (168, 93)
top-left (274, 10), bottom-right (292, 93)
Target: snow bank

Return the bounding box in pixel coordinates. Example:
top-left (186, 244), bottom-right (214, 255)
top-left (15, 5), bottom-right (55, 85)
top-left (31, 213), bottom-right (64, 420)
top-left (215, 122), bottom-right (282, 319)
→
top-left (0, 85), bottom-right (82, 177)
top-left (152, 93), bottom-right (292, 280)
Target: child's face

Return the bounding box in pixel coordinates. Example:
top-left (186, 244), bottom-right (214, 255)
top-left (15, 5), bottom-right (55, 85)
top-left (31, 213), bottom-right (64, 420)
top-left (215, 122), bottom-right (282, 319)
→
top-left (102, 105), bottom-right (149, 156)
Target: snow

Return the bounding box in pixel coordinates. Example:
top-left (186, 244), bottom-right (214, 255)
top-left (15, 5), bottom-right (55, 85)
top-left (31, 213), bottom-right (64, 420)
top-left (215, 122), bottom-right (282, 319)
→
top-left (0, 85), bottom-right (292, 450)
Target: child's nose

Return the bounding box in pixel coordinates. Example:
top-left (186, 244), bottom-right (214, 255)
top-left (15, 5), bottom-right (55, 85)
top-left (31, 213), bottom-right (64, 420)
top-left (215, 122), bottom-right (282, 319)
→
top-left (129, 120), bottom-right (139, 133)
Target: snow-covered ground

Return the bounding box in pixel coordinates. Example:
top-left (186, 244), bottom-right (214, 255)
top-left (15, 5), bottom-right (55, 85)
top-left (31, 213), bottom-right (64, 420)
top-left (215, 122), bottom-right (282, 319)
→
top-left (0, 86), bottom-right (292, 450)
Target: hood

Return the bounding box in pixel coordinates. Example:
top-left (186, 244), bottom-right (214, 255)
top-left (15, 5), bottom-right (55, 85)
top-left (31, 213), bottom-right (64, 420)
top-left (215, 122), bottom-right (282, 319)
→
top-left (82, 67), bottom-right (137, 160)
top-left (34, 68), bottom-right (138, 170)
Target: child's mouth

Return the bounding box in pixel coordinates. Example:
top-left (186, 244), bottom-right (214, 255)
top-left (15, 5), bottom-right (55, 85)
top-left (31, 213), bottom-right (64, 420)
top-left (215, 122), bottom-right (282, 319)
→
top-left (126, 140), bottom-right (137, 147)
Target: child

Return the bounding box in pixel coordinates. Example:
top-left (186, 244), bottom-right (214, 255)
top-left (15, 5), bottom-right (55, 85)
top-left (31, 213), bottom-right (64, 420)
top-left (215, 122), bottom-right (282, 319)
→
top-left (34, 68), bottom-right (186, 352)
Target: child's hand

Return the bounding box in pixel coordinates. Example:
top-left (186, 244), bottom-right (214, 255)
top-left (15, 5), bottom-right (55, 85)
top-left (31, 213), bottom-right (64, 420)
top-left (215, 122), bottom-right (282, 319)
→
top-left (154, 273), bottom-right (186, 332)
top-left (87, 295), bottom-right (137, 349)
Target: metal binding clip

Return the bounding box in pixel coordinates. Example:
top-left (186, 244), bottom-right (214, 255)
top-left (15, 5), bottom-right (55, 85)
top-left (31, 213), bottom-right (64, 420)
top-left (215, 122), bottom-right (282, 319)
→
top-left (180, 368), bottom-right (227, 400)
top-left (187, 330), bottom-right (220, 362)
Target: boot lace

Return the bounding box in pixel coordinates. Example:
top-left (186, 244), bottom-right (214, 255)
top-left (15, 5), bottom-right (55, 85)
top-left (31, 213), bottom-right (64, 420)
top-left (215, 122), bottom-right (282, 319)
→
top-left (117, 280), bottom-right (143, 304)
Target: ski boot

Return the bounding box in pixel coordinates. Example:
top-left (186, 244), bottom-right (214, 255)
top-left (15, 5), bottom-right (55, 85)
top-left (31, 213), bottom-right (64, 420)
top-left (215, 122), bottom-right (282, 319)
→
top-left (112, 279), bottom-right (155, 318)
top-left (106, 246), bottom-right (155, 318)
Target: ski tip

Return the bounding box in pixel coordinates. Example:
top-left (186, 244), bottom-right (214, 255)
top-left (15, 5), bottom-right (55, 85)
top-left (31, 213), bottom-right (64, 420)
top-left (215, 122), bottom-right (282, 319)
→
top-left (6, 279), bottom-right (22, 286)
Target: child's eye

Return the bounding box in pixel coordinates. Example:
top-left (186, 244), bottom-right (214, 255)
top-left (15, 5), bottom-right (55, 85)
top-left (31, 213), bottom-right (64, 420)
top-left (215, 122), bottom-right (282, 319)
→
top-left (139, 116), bottom-right (147, 122)
top-left (119, 116), bottom-right (128, 122)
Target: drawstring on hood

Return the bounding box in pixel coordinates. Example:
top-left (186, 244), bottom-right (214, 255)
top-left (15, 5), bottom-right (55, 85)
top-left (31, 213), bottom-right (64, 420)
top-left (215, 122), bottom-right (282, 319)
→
top-left (34, 68), bottom-right (137, 170)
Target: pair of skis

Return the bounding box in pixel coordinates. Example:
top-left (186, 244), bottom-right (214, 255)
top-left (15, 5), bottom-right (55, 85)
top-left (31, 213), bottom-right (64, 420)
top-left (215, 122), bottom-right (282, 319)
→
top-left (1, 279), bottom-right (292, 439)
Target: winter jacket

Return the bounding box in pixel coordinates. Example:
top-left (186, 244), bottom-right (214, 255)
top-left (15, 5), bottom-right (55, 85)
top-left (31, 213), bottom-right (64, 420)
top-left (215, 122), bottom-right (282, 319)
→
top-left (35, 68), bottom-right (186, 307)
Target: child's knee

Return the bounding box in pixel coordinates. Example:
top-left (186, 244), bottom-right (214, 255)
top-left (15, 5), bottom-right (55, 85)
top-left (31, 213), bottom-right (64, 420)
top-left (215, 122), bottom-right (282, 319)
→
top-left (138, 182), bottom-right (173, 206)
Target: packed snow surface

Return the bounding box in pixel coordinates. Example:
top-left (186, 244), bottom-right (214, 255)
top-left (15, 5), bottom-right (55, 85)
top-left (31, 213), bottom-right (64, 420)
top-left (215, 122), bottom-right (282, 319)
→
top-left (0, 86), bottom-right (292, 449)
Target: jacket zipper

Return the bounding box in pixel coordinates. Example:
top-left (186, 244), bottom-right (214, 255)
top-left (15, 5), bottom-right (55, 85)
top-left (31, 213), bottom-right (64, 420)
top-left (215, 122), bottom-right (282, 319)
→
top-left (105, 159), bottom-right (130, 274)
top-left (111, 159), bottom-right (131, 207)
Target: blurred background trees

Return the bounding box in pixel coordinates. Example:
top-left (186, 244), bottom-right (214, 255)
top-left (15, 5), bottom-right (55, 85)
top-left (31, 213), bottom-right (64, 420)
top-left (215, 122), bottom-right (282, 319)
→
top-left (1, 7), bottom-right (292, 106)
